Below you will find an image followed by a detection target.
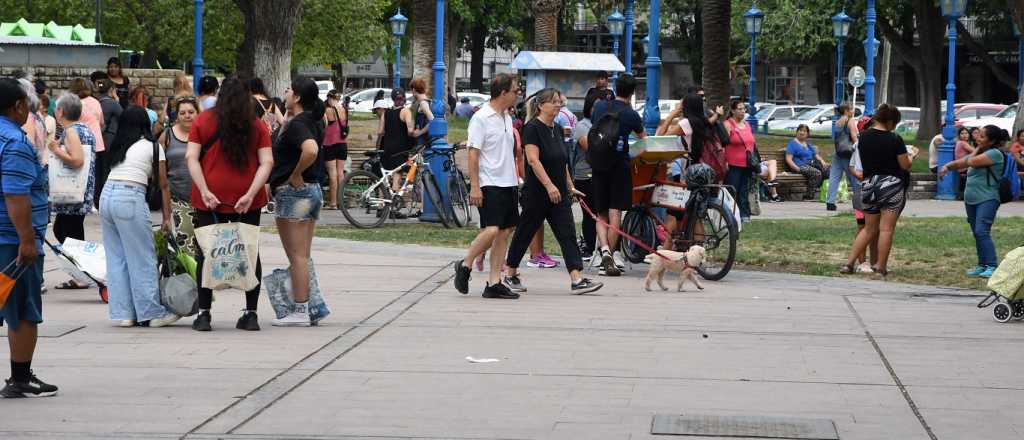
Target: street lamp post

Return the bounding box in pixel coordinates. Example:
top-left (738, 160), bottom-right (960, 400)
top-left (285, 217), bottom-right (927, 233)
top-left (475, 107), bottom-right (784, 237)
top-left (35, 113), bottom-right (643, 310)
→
top-left (937, 0), bottom-right (968, 200)
top-left (643, 1), bottom-right (663, 136)
top-left (193, 0), bottom-right (203, 95)
top-left (744, 2), bottom-right (764, 129)
top-left (608, 10), bottom-right (625, 82)
top-left (420, 0), bottom-right (452, 223)
top-left (624, 0), bottom-right (634, 76)
top-left (864, 0), bottom-right (878, 116)
top-left (832, 9), bottom-right (852, 111)
top-left (389, 10), bottom-right (408, 90)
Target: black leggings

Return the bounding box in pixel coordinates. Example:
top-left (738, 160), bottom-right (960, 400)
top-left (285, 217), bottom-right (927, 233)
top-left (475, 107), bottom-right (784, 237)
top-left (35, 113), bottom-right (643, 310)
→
top-left (506, 191), bottom-right (583, 272)
top-left (192, 209), bottom-right (262, 311)
top-left (573, 178), bottom-right (596, 254)
top-left (53, 214), bottom-right (85, 244)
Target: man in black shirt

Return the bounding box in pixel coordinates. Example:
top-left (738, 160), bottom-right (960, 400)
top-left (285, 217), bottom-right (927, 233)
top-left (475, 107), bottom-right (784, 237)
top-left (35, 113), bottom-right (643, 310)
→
top-left (583, 71), bottom-right (614, 119)
top-left (589, 74), bottom-right (646, 277)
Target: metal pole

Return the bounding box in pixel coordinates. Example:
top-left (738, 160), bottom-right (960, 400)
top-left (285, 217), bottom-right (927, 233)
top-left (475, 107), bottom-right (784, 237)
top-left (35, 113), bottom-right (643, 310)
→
top-left (612, 35), bottom-right (621, 82)
top-left (835, 38), bottom-right (845, 108)
top-left (394, 37), bottom-right (402, 90)
top-left (864, 0), bottom-right (877, 116)
top-left (624, 0), bottom-right (634, 76)
top-left (643, 0), bottom-right (662, 136)
top-left (193, 0), bottom-right (204, 95)
top-left (746, 34), bottom-right (758, 128)
top-left (421, 0), bottom-right (451, 223)
top-left (95, 0), bottom-right (101, 43)
top-left (937, 16), bottom-right (959, 200)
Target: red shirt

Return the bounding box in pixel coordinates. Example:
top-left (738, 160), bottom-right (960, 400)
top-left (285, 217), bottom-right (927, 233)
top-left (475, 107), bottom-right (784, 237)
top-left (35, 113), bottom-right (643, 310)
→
top-left (188, 111), bottom-right (271, 213)
top-left (724, 118), bottom-right (755, 167)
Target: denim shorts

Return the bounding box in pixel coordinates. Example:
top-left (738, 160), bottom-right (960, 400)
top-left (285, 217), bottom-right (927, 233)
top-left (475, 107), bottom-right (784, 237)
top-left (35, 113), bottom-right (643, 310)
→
top-left (0, 244), bottom-right (44, 331)
top-left (274, 183), bottom-right (323, 221)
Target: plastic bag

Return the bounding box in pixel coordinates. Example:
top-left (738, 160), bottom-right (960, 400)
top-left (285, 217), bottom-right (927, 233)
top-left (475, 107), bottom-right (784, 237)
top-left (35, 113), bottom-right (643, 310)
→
top-left (263, 259), bottom-right (330, 324)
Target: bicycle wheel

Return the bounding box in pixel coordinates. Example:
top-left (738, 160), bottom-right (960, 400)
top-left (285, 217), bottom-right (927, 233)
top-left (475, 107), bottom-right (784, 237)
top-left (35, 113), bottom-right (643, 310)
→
top-left (685, 198), bottom-right (738, 281)
top-left (419, 170), bottom-right (452, 228)
top-left (339, 170), bottom-right (391, 229)
top-left (620, 209), bottom-right (657, 264)
top-left (448, 169), bottom-right (472, 227)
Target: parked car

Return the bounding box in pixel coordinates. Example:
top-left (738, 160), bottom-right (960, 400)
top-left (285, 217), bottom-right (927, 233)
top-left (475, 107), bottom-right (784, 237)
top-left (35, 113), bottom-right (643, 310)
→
top-left (457, 92), bottom-right (490, 111)
top-left (949, 103), bottom-right (1008, 128)
top-left (769, 104), bottom-right (863, 132)
top-left (316, 80), bottom-right (334, 102)
top-left (348, 88), bottom-right (392, 113)
top-left (635, 99), bottom-right (681, 121)
top-left (754, 105), bottom-right (815, 124)
top-left (962, 105), bottom-right (1017, 133)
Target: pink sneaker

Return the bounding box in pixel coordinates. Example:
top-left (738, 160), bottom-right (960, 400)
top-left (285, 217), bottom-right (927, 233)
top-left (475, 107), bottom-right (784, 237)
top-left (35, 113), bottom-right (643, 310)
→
top-left (539, 252), bottom-right (560, 267)
top-left (526, 255), bottom-right (557, 268)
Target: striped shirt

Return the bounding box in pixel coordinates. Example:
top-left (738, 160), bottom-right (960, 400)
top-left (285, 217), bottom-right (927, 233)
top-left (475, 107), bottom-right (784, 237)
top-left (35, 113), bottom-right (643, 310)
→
top-left (0, 116), bottom-right (48, 248)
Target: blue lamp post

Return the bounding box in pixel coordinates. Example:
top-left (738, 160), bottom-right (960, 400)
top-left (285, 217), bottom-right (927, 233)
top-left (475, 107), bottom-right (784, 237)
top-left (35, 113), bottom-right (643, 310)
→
top-left (421, 0), bottom-right (452, 223)
top-left (937, 0), bottom-right (969, 200)
top-left (192, 0), bottom-right (203, 94)
top-left (624, 0), bottom-right (635, 76)
top-left (832, 9), bottom-right (852, 110)
top-left (389, 10), bottom-right (408, 90)
top-left (864, 0), bottom-right (878, 116)
top-left (608, 10), bottom-right (625, 82)
top-left (743, 2), bottom-right (764, 128)
top-left (643, 1), bottom-right (663, 136)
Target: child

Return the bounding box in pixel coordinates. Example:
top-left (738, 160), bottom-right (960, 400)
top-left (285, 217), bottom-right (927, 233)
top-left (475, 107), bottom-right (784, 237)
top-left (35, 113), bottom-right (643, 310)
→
top-left (849, 128), bottom-right (876, 273)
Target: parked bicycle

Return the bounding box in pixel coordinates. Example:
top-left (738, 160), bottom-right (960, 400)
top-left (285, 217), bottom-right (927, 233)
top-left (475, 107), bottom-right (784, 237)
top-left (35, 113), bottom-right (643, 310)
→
top-left (340, 142), bottom-right (471, 229)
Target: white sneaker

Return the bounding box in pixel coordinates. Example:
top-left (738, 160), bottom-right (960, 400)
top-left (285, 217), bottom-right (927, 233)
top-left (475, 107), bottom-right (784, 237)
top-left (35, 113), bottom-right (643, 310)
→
top-left (857, 262), bottom-right (874, 274)
top-left (149, 314), bottom-right (181, 328)
top-left (612, 251), bottom-right (626, 270)
top-left (589, 250), bottom-right (603, 268)
top-left (118, 320), bottom-right (136, 328)
top-left (272, 310), bottom-right (311, 327)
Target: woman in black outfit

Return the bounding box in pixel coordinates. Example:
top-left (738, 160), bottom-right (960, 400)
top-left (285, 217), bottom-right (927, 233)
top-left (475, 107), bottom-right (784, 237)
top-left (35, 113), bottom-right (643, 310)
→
top-left (377, 88), bottom-right (426, 191)
top-left (503, 88), bottom-right (602, 296)
top-left (841, 104), bottom-right (918, 277)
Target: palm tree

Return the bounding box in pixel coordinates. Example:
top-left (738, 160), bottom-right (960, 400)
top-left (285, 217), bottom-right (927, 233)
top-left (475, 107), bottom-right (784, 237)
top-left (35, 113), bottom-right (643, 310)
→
top-left (412, 0), bottom-right (437, 86)
top-left (701, 0), bottom-right (731, 109)
top-left (531, 0), bottom-right (561, 51)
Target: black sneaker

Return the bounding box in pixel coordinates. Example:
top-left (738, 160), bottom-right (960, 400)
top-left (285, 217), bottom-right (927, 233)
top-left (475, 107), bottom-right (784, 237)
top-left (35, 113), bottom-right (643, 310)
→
top-left (192, 311), bottom-right (212, 332)
top-left (482, 282), bottom-right (520, 299)
top-left (599, 250), bottom-right (621, 277)
top-left (571, 278), bottom-right (603, 295)
top-left (235, 311), bottom-right (260, 331)
top-left (453, 260), bottom-right (471, 294)
top-left (1, 373), bottom-right (58, 398)
top-left (826, 203), bottom-right (837, 211)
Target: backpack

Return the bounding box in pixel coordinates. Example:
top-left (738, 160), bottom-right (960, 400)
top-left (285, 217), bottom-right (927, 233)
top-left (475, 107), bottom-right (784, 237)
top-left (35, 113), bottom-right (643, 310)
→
top-left (1003, 152), bottom-right (1020, 200)
top-left (985, 153), bottom-right (1013, 204)
top-left (700, 126), bottom-right (729, 183)
top-left (587, 107), bottom-right (622, 172)
top-left (259, 99), bottom-right (281, 135)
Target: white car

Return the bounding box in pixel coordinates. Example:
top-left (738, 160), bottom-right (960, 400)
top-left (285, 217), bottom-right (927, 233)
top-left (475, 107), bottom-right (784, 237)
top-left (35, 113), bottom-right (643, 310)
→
top-left (348, 88), bottom-right (392, 113)
top-left (316, 80), bottom-right (334, 102)
top-left (754, 105), bottom-right (815, 125)
top-left (457, 92), bottom-right (490, 109)
top-left (635, 99), bottom-right (681, 121)
top-left (963, 106), bottom-right (1017, 133)
top-left (769, 105), bottom-right (863, 133)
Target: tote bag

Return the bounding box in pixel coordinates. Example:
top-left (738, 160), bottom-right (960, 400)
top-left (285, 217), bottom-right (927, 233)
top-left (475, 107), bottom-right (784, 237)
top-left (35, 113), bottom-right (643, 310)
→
top-left (194, 220), bottom-right (260, 291)
top-left (48, 146), bottom-right (93, 204)
top-left (263, 259), bottom-right (331, 324)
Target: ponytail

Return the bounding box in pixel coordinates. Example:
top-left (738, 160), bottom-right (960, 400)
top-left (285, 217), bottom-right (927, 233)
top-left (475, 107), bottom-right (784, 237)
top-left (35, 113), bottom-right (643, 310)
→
top-left (291, 77), bottom-right (325, 121)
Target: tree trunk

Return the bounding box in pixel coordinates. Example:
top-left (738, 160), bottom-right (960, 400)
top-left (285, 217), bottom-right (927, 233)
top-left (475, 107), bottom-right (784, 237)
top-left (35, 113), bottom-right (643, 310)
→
top-left (470, 24), bottom-right (486, 92)
top-left (412, 0), bottom-right (436, 85)
top-left (532, 0), bottom-right (561, 51)
top-left (877, 0), bottom-right (944, 141)
top-left (701, 0), bottom-right (731, 109)
top-left (235, 0), bottom-right (303, 98)
top-left (447, 14), bottom-right (463, 100)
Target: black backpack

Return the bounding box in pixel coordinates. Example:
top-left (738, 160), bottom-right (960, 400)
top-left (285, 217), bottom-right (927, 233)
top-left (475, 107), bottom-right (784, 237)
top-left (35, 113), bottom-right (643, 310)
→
top-left (587, 108), bottom-right (622, 171)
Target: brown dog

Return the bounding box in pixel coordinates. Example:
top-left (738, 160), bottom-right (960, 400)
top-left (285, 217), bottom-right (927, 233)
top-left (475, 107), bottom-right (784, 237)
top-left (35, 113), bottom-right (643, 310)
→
top-left (642, 245), bottom-right (706, 292)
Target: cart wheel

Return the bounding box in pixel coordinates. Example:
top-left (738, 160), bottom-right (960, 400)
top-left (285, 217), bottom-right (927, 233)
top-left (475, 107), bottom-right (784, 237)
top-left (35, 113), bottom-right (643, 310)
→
top-left (1012, 301), bottom-right (1024, 320)
top-left (993, 302), bottom-right (1012, 323)
top-left (98, 285), bottom-right (109, 304)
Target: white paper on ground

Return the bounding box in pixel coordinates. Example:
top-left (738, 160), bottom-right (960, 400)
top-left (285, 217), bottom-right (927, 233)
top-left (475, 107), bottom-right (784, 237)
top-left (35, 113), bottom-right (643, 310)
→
top-left (466, 356), bottom-right (501, 363)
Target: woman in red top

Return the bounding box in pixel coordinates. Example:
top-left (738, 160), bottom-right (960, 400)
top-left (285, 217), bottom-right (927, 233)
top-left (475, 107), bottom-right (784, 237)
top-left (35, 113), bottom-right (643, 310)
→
top-left (186, 77), bottom-right (274, 332)
top-left (724, 100), bottom-right (756, 222)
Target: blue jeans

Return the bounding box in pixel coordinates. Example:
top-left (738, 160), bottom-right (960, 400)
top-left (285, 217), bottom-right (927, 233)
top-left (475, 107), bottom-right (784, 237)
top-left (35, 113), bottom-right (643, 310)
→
top-left (725, 166), bottom-right (751, 218)
top-left (966, 199), bottom-right (1000, 267)
top-left (827, 153), bottom-right (857, 204)
top-left (101, 182), bottom-right (169, 321)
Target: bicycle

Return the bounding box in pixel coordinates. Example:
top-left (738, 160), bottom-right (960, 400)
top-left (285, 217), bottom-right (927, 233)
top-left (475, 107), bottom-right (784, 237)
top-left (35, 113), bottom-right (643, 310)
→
top-left (340, 143), bottom-right (470, 229)
top-left (620, 177), bottom-right (739, 282)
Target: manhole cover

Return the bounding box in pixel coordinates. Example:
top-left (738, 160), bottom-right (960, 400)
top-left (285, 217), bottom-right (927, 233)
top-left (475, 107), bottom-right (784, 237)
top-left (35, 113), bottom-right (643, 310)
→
top-left (652, 414), bottom-right (838, 439)
top-left (0, 325), bottom-right (84, 338)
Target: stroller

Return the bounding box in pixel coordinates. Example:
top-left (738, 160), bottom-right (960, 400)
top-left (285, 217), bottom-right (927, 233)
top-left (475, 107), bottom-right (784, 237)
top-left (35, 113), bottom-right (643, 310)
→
top-left (978, 246), bottom-right (1024, 323)
top-left (45, 238), bottom-right (108, 303)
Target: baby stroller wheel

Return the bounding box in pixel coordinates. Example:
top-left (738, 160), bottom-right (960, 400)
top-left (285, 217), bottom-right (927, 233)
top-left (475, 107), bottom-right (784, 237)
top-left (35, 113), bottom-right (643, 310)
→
top-left (1012, 301), bottom-right (1024, 320)
top-left (993, 302), bottom-right (1012, 323)
top-left (98, 284), bottom-right (109, 304)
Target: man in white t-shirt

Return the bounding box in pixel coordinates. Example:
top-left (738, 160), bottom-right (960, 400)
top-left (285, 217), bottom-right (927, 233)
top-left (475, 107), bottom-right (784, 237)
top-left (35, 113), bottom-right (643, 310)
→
top-left (453, 74), bottom-right (522, 299)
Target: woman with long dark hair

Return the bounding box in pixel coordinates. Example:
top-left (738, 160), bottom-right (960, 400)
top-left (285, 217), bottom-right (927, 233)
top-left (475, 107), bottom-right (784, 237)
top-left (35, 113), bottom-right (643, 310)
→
top-left (267, 77), bottom-right (326, 326)
top-left (106, 57), bottom-right (131, 106)
top-left (322, 90), bottom-right (348, 210)
top-left (941, 125), bottom-right (1012, 278)
top-left (186, 77), bottom-right (274, 332)
top-left (102, 107), bottom-right (177, 327)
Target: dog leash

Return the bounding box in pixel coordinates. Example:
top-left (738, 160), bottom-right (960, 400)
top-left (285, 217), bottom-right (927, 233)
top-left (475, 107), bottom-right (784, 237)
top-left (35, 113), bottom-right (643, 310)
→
top-left (577, 198), bottom-right (676, 263)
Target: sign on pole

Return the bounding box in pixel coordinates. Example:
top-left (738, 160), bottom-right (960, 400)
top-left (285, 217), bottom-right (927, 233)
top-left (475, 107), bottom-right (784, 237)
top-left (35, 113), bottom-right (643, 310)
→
top-left (848, 66), bottom-right (866, 110)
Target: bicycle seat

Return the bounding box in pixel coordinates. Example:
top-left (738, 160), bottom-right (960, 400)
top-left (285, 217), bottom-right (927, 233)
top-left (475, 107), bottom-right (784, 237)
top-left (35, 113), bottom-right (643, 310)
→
top-left (363, 150), bottom-right (383, 158)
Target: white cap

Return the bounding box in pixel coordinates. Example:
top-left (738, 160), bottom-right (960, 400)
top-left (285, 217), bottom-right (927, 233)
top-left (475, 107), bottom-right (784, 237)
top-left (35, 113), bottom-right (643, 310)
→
top-left (372, 99), bottom-right (389, 110)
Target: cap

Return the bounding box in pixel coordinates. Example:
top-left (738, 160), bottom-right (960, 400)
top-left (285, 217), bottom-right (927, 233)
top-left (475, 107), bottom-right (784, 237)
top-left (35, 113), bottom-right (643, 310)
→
top-left (390, 88), bottom-right (405, 101)
top-left (373, 99), bottom-right (389, 110)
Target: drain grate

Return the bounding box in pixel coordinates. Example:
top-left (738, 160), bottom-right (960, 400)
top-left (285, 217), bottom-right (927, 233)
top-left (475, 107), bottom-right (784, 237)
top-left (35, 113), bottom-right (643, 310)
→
top-left (0, 325), bottom-right (85, 338)
top-left (652, 414), bottom-right (838, 439)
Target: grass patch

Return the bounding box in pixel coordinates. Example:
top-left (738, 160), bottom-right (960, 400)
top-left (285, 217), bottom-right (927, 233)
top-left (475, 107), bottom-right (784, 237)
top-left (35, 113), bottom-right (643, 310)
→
top-left (294, 215), bottom-right (1024, 289)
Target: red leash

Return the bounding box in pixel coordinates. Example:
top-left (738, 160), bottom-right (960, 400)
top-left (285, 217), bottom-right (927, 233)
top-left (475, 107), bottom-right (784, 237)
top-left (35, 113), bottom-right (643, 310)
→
top-left (577, 198), bottom-right (676, 262)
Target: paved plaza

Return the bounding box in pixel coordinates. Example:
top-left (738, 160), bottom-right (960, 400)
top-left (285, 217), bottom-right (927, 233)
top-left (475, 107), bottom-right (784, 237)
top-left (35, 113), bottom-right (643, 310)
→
top-left (1, 209), bottom-right (1023, 440)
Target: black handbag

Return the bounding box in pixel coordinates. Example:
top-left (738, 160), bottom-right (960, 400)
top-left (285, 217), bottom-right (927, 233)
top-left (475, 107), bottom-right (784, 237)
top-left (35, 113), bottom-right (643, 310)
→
top-left (145, 139), bottom-right (162, 211)
top-left (746, 147), bottom-right (760, 170)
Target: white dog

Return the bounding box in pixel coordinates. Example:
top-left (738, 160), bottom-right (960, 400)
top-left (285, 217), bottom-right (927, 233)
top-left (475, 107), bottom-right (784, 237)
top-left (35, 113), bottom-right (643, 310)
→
top-left (642, 245), bottom-right (706, 292)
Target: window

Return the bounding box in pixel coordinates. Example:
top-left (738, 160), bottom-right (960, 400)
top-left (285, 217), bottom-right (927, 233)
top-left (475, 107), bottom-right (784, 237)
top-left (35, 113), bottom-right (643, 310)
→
top-left (766, 66), bottom-right (805, 104)
top-left (774, 108), bottom-right (793, 119)
top-left (976, 108), bottom-right (1001, 117)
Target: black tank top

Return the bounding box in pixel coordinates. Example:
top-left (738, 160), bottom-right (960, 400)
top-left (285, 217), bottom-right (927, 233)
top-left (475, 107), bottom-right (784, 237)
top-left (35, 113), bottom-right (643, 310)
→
top-left (380, 108), bottom-right (412, 154)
